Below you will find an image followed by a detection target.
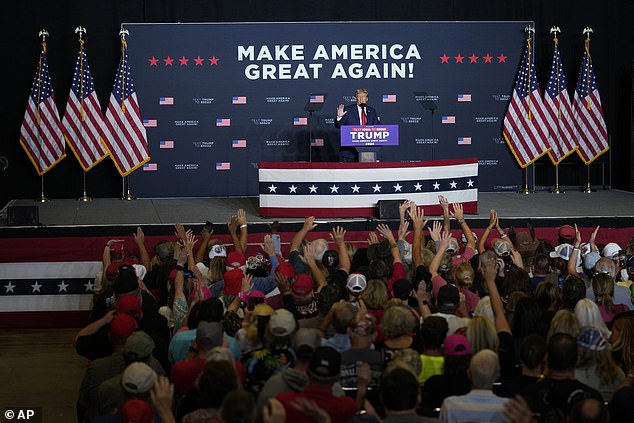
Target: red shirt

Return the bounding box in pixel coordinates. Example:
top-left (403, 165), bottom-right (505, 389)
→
top-left (387, 261), bottom-right (407, 295)
top-left (276, 384), bottom-right (357, 423)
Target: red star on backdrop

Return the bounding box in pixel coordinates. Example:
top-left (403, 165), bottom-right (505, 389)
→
top-left (497, 53), bottom-right (507, 63)
top-left (483, 54), bottom-right (493, 63)
top-left (163, 56), bottom-right (174, 66)
top-left (454, 53), bottom-right (464, 64)
top-left (179, 56), bottom-right (189, 66)
top-left (440, 54), bottom-right (450, 63)
top-left (194, 56), bottom-right (205, 66)
top-left (148, 56), bottom-right (159, 66)
top-left (209, 56), bottom-right (219, 66)
top-left (469, 53), bottom-right (479, 63)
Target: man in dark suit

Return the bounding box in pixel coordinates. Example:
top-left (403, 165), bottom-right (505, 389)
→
top-left (334, 88), bottom-right (380, 162)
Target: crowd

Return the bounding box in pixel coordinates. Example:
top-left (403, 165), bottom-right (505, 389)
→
top-left (74, 197), bottom-right (634, 423)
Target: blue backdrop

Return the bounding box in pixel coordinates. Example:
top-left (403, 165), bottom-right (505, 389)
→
top-left (126, 21), bottom-right (531, 197)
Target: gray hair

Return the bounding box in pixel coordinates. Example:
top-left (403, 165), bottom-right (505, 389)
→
top-left (469, 349), bottom-right (500, 389)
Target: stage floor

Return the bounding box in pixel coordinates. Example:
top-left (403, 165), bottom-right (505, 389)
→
top-left (2, 189), bottom-right (634, 234)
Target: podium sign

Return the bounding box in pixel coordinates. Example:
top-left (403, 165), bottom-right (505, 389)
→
top-left (340, 125), bottom-right (399, 147)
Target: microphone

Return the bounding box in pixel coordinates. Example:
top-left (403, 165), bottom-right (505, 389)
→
top-left (359, 103), bottom-right (367, 109)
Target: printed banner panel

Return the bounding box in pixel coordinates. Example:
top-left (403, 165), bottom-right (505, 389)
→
top-left (126, 21), bottom-right (531, 197)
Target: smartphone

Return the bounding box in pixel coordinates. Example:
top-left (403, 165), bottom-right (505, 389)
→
top-left (183, 270), bottom-right (195, 279)
top-left (204, 220), bottom-right (214, 232)
top-left (618, 250), bottom-right (627, 267)
top-left (271, 233), bottom-right (282, 255)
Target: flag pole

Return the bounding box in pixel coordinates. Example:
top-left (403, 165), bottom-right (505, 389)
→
top-left (517, 166), bottom-right (533, 194)
top-left (551, 164), bottom-right (564, 194)
top-left (581, 27), bottom-right (595, 195)
top-left (78, 172), bottom-right (92, 202)
top-left (36, 29), bottom-right (50, 203)
top-left (38, 175), bottom-right (50, 202)
top-left (121, 176), bottom-right (136, 201)
top-left (548, 27), bottom-right (564, 195)
top-left (583, 165), bottom-right (594, 193)
top-left (74, 26), bottom-right (92, 202)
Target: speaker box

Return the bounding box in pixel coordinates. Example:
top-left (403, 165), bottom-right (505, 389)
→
top-left (376, 199), bottom-right (406, 219)
top-left (7, 205), bottom-right (39, 226)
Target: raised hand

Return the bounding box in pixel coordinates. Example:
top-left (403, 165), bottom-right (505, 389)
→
top-left (429, 220), bottom-right (442, 241)
top-left (330, 226), bottom-right (346, 245)
top-left (450, 202), bottom-right (464, 220)
top-left (262, 234), bottom-right (276, 257)
top-left (376, 223), bottom-right (396, 244)
top-left (302, 216), bottom-right (317, 232)
top-left (236, 208), bottom-right (247, 226)
top-left (174, 223), bottom-right (187, 241)
top-left (367, 231), bottom-right (379, 245)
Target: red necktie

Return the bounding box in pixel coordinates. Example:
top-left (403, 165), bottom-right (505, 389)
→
top-left (361, 108), bottom-right (367, 125)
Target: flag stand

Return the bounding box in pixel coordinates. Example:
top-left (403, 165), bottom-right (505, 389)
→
top-left (551, 164), bottom-right (564, 194)
top-left (517, 167), bottom-right (534, 194)
top-left (38, 175), bottom-right (50, 203)
top-left (582, 165), bottom-right (594, 193)
top-left (121, 176), bottom-right (136, 201)
top-left (78, 173), bottom-right (92, 202)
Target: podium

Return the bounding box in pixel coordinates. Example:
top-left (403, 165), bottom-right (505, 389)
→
top-left (340, 124), bottom-right (399, 162)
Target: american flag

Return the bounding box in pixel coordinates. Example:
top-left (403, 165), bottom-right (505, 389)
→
top-left (543, 37), bottom-right (577, 165)
top-left (259, 158), bottom-right (479, 218)
top-left (216, 162), bottom-right (230, 170)
top-left (216, 118), bottom-right (231, 127)
top-left (232, 96), bottom-right (247, 105)
top-left (159, 140), bottom-right (174, 149)
top-left (457, 94), bottom-right (472, 102)
top-left (311, 138), bottom-right (324, 147)
top-left (293, 117), bottom-right (308, 126)
top-left (103, 36), bottom-right (150, 176)
top-left (572, 38), bottom-right (609, 164)
top-left (62, 41), bottom-right (109, 172)
top-left (502, 33), bottom-right (550, 168)
top-left (442, 116), bottom-right (455, 124)
top-left (143, 163), bottom-right (157, 171)
top-left (382, 94), bottom-right (397, 103)
top-left (143, 119), bottom-right (157, 127)
top-left (232, 139), bottom-right (247, 148)
top-left (457, 137), bottom-right (472, 145)
top-left (309, 95), bottom-right (324, 103)
top-left (19, 42), bottom-right (66, 175)
top-left (159, 97), bottom-right (174, 105)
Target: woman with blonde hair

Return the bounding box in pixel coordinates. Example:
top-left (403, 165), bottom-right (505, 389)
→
top-left (375, 304), bottom-right (418, 365)
top-left (361, 279), bottom-right (388, 341)
top-left (610, 312), bottom-right (634, 374)
top-left (592, 273), bottom-right (630, 325)
top-left (575, 326), bottom-right (625, 401)
top-left (574, 298), bottom-right (611, 341)
top-left (547, 308), bottom-right (580, 342)
top-left (466, 315), bottom-right (499, 354)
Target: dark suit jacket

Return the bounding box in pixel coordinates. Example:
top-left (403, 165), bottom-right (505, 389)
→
top-left (334, 104), bottom-right (380, 128)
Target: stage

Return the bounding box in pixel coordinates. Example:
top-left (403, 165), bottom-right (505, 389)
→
top-left (1, 189), bottom-right (633, 329)
top-left (1, 189), bottom-right (633, 235)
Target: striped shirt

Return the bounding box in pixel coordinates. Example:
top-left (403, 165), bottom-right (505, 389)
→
top-left (439, 389), bottom-right (507, 422)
